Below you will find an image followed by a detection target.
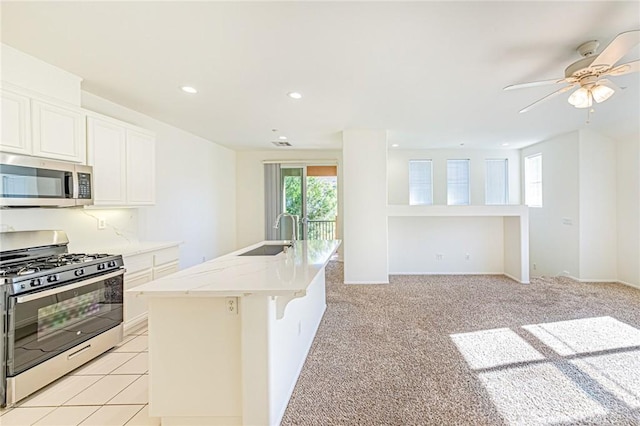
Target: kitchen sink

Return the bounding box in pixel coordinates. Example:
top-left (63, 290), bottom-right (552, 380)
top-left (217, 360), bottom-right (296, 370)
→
top-left (238, 244), bottom-right (291, 256)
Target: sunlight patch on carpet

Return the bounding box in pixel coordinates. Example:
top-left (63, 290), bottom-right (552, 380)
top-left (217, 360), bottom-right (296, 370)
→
top-left (479, 363), bottom-right (608, 425)
top-left (450, 328), bottom-right (545, 370)
top-left (522, 316), bottom-right (640, 356)
top-left (572, 350), bottom-right (640, 408)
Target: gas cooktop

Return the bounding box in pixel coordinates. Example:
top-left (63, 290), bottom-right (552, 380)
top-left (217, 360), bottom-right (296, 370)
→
top-left (0, 232), bottom-right (124, 296)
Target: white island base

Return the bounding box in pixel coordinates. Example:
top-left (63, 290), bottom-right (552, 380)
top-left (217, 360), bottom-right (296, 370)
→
top-left (134, 240), bottom-right (340, 426)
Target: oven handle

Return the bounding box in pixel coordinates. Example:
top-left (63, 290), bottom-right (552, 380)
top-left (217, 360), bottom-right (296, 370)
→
top-left (15, 269), bottom-right (124, 304)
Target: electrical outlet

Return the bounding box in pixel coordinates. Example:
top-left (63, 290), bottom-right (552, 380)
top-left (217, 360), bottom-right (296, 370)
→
top-left (435, 254), bottom-right (444, 261)
top-left (225, 297), bottom-right (238, 315)
top-left (465, 253), bottom-right (470, 261)
top-left (533, 263), bottom-right (537, 270)
top-left (97, 218), bottom-right (106, 230)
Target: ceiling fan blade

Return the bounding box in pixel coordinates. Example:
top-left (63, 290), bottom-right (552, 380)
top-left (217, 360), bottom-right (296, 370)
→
top-left (519, 84), bottom-right (577, 113)
top-left (592, 30), bottom-right (640, 67)
top-left (605, 59), bottom-right (640, 77)
top-left (504, 78), bottom-right (566, 91)
top-left (598, 78), bottom-right (622, 92)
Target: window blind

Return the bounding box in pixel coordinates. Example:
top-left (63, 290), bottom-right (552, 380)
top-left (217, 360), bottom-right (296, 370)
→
top-left (485, 159), bottom-right (508, 205)
top-left (525, 154), bottom-right (542, 207)
top-left (409, 160), bottom-right (433, 205)
top-left (447, 159), bottom-right (470, 205)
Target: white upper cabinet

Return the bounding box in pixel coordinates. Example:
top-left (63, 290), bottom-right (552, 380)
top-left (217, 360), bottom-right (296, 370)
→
top-left (1, 90), bottom-right (86, 163)
top-left (0, 89), bottom-right (31, 155)
top-left (87, 117), bottom-right (127, 205)
top-left (87, 115), bottom-right (156, 206)
top-left (31, 100), bottom-right (86, 163)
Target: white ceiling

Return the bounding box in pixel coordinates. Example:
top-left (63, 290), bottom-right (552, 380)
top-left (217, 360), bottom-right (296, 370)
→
top-left (1, 1), bottom-right (639, 151)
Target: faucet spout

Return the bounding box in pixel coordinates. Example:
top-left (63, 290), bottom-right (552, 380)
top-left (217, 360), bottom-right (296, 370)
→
top-left (273, 212), bottom-right (298, 242)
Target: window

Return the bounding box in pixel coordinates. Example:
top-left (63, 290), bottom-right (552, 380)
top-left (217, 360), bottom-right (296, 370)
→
top-left (409, 160), bottom-right (433, 205)
top-left (447, 159), bottom-right (470, 205)
top-left (485, 159), bottom-right (508, 205)
top-left (524, 154), bottom-right (542, 207)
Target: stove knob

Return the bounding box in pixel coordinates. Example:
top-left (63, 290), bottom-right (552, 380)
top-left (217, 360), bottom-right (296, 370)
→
top-left (47, 274), bottom-right (59, 283)
top-left (31, 278), bottom-right (42, 287)
top-left (108, 260), bottom-right (117, 268)
top-left (97, 263), bottom-right (106, 271)
top-left (74, 269), bottom-right (85, 277)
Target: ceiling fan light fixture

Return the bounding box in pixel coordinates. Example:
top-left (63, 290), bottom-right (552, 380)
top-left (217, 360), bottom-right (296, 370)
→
top-left (568, 87), bottom-right (592, 108)
top-left (591, 84), bottom-right (615, 103)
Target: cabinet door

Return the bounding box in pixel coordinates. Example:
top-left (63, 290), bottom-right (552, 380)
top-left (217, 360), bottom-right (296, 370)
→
top-left (31, 100), bottom-right (86, 163)
top-left (126, 129), bottom-right (155, 205)
top-left (87, 117), bottom-right (127, 205)
top-left (153, 261), bottom-right (179, 280)
top-left (124, 270), bottom-right (153, 323)
top-left (0, 90), bottom-right (31, 155)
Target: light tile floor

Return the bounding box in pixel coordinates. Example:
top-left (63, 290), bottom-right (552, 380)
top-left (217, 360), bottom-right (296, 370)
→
top-left (0, 324), bottom-right (159, 426)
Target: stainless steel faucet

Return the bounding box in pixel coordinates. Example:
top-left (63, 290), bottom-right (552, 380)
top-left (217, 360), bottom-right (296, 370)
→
top-left (273, 212), bottom-right (298, 242)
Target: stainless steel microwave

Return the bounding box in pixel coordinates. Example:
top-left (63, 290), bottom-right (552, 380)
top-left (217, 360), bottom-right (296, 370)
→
top-left (0, 153), bottom-right (93, 207)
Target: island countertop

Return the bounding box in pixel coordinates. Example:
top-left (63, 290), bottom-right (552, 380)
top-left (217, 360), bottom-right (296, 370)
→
top-left (127, 239), bottom-right (341, 298)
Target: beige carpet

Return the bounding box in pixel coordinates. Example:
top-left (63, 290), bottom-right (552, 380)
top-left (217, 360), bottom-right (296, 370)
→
top-left (281, 262), bottom-right (640, 425)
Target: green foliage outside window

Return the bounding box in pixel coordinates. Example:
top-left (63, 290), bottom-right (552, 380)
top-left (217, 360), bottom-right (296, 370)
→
top-left (284, 176), bottom-right (337, 220)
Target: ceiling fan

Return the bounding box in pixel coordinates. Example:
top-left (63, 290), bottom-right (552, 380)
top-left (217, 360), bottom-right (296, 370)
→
top-left (505, 30), bottom-right (640, 113)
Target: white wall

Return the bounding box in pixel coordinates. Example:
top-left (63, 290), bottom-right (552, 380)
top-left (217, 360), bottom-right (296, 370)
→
top-left (342, 129), bottom-right (388, 284)
top-left (578, 129), bottom-right (617, 281)
top-left (235, 149), bottom-right (342, 249)
top-left (0, 208), bottom-right (139, 248)
top-left (82, 92), bottom-right (237, 268)
top-left (617, 136), bottom-right (640, 287)
top-left (387, 148), bottom-right (521, 205)
top-left (387, 148), bottom-right (521, 276)
top-left (521, 132), bottom-right (580, 278)
top-left (1, 43), bottom-right (82, 105)
top-left (388, 216), bottom-right (504, 274)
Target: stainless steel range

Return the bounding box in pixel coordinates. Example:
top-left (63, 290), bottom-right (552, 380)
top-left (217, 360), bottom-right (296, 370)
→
top-left (0, 230), bottom-right (124, 407)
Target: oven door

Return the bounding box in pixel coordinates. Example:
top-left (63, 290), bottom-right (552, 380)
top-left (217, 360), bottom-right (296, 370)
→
top-left (6, 269), bottom-right (124, 377)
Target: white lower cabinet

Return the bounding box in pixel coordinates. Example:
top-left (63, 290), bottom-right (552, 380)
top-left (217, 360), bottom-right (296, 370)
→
top-left (124, 268), bottom-right (153, 324)
top-left (122, 245), bottom-right (179, 330)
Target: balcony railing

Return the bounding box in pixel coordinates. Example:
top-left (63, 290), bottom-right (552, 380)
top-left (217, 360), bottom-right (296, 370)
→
top-left (307, 220), bottom-right (336, 240)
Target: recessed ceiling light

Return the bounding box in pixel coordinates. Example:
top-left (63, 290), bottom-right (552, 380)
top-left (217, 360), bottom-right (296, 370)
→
top-left (460, 143), bottom-right (465, 146)
top-left (501, 143), bottom-right (510, 147)
top-left (287, 92), bottom-right (302, 99)
top-left (391, 144), bottom-right (399, 148)
top-left (181, 86), bottom-right (198, 94)
top-left (279, 136), bottom-right (288, 140)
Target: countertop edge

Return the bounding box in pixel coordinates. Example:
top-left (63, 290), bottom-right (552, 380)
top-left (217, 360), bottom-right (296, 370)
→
top-left (128, 240), bottom-right (341, 298)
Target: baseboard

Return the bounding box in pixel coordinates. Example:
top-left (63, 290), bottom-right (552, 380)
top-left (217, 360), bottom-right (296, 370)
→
top-left (563, 275), bottom-right (620, 283)
top-left (504, 272), bottom-right (529, 284)
top-left (614, 280), bottom-right (640, 290)
top-left (558, 275), bottom-right (639, 289)
top-left (343, 280), bottom-right (389, 284)
top-left (389, 271), bottom-right (504, 276)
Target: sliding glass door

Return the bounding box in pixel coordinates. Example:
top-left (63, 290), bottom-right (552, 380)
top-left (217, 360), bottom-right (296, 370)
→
top-left (278, 165), bottom-right (338, 241)
top-left (280, 167), bottom-right (306, 240)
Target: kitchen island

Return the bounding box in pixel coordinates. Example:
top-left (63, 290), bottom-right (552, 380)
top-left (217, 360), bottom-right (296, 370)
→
top-left (128, 239), bottom-right (341, 426)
